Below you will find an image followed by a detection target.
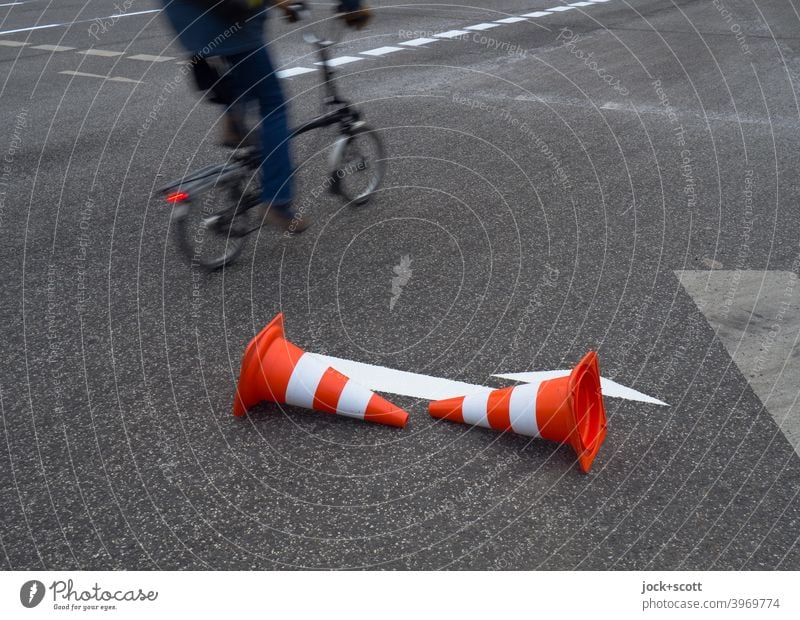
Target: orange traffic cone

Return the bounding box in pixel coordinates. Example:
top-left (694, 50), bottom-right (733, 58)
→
top-left (428, 352), bottom-right (607, 472)
top-left (234, 313), bottom-right (409, 427)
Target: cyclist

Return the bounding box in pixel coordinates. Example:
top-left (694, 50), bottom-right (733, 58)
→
top-left (160, 0), bottom-right (372, 232)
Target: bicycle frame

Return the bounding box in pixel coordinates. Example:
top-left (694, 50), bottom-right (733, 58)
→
top-left (290, 37), bottom-right (362, 138)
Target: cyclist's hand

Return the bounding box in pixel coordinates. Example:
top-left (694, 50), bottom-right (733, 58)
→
top-left (338, 4), bottom-right (372, 29)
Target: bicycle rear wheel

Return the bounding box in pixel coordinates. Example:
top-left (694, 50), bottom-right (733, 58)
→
top-left (329, 124), bottom-right (386, 206)
top-left (172, 182), bottom-right (254, 271)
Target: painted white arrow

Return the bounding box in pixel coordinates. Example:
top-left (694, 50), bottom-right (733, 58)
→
top-left (492, 371), bottom-right (668, 406)
top-left (311, 354), bottom-right (668, 406)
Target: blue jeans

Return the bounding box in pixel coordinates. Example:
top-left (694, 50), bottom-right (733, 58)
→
top-left (223, 46), bottom-right (294, 211)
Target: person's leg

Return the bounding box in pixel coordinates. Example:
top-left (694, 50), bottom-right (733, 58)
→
top-left (224, 46), bottom-right (294, 213)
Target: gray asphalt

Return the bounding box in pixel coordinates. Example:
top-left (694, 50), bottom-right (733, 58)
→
top-left (1, 0), bottom-right (799, 570)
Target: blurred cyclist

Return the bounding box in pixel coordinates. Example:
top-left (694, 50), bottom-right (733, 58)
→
top-left (160, 0), bottom-right (371, 232)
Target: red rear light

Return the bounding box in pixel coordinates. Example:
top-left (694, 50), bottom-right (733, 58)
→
top-left (166, 191), bottom-right (189, 203)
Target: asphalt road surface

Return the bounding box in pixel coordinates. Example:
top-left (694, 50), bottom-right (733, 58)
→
top-left (2, 0), bottom-right (799, 570)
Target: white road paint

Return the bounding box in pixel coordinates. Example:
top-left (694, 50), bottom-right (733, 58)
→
top-left (546, 6), bottom-right (577, 12)
top-left (78, 49), bottom-right (124, 57)
top-left (521, 11), bottom-right (552, 18)
top-left (59, 70), bottom-right (142, 84)
top-left (316, 55), bottom-right (362, 66)
top-left (434, 30), bottom-right (470, 39)
top-left (311, 354), bottom-right (493, 401)
top-left (32, 44), bottom-right (74, 51)
top-left (570, 1), bottom-right (595, 6)
top-left (127, 53), bottom-right (175, 62)
top-left (311, 353), bottom-right (666, 405)
top-left (492, 370), bottom-right (669, 406)
top-left (360, 46), bottom-right (405, 56)
top-left (464, 23), bottom-right (501, 31)
top-left (494, 17), bottom-right (528, 24)
top-left (399, 37), bottom-right (439, 46)
top-left (276, 66), bottom-right (315, 78)
top-left (0, 2), bottom-right (26, 7)
top-left (0, 8), bottom-right (161, 35)
top-left (0, 39), bottom-right (28, 46)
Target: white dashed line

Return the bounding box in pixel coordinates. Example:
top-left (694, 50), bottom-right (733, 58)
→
top-left (60, 70), bottom-right (142, 84)
top-left (546, 6), bottom-right (577, 11)
top-left (589, 0), bottom-right (612, 2)
top-left (316, 55), bottom-right (362, 67)
top-left (494, 17), bottom-right (528, 24)
top-left (399, 37), bottom-right (439, 46)
top-left (521, 11), bottom-right (552, 18)
top-left (360, 46), bottom-right (405, 56)
top-left (127, 53), bottom-right (175, 62)
top-left (434, 30), bottom-right (470, 39)
top-left (32, 44), bottom-right (74, 51)
top-left (464, 23), bottom-right (501, 31)
top-left (0, 39), bottom-right (29, 46)
top-left (79, 49), bottom-right (125, 57)
top-left (0, 9), bottom-right (161, 35)
top-left (276, 66), bottom-right (316, 78)
top-left (570, 1), bottom-right (595, 5)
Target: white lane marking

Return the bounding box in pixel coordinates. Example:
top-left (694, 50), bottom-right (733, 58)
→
top-left (570, 1), bottom-right (595, 5)
top-left (589, 0), bottom-right (613, 2)
top-left (59, 70), bottom-right (142, 84)
top-left (360, 45), bottom-right (404, 56)
top-left (316, 55), bottom-right (362, 66)
top-left (0, 39), bottom-right (29, 46)
top-left (32, 44), bottom-right (74, 51)
top-left (521, 11), bottom-right (552, 17)
top-left (494, 17), bottom-right (527, 24)
top-left (546, 5), bottom-right (577, 11)
top-left (464, 23), bottom-right (501, 31)
top-left (0, 8), bottom-right (160, 35)
top-left (78, 49), bottom-right (125, 57)
top-left (311, 354), bottom-right (666, 406)
top-left (399, 37), bottom-right (439, 46)
top-left (127, 53), bottom-right (175, 62)
top-left (276, 66), bottom-right (315, 78)
top-left (492, 370), bottom-right (669, 406)
top-left (310, 354), bottom-right (493, 401)
top-left (434, 30), bottom-right (469, 39)
top-left (0, 2), bottom-right (26, 6)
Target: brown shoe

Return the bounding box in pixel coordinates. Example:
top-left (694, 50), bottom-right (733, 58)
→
top-left (263, 208), bottom-right (312, 234)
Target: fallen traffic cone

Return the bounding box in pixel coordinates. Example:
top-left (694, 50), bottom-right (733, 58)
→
top-left (428, 352), bottom-right (607, 472)
top-left (234, 313), bottom-right (409, 427)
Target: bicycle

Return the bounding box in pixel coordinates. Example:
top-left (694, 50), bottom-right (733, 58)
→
top-left (157, 3), bottom-right (386, 271)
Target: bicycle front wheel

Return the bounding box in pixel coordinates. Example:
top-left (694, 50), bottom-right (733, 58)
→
top-left (329, 124), bottom-right (386, 206)
top-left (172, 183), bottom-right (250, 271)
